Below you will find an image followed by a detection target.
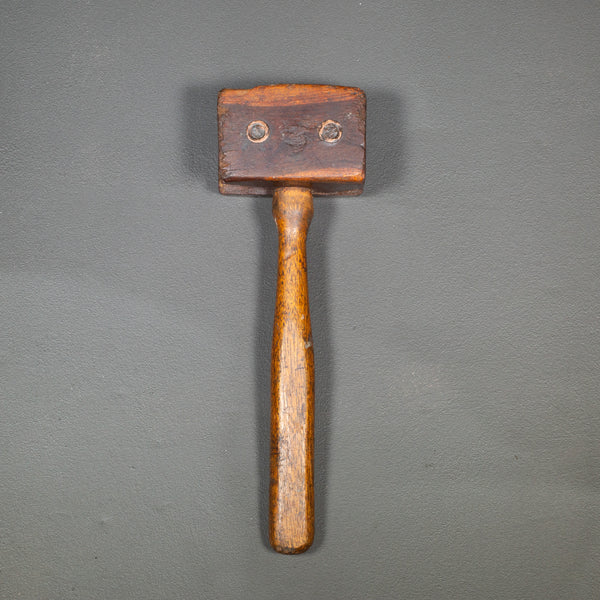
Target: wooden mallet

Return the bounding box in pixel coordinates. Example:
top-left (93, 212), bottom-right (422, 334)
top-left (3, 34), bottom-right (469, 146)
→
top-left (218, 84), bottom-right (366, 553)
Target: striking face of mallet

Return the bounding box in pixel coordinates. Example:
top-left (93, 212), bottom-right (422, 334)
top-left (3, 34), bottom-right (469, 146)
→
top-left (218, 84), bottom-right (366, 554)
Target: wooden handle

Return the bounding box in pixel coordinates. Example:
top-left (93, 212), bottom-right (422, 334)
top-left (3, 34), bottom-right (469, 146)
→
top-left (269, 186), bottom-right (315, 554)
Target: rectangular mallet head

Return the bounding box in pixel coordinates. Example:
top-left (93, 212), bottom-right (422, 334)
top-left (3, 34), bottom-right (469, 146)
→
top-left (218, 84), bottom-right (366, 196)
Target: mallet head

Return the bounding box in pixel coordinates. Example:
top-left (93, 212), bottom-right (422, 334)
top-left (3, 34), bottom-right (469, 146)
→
top-left (218, 84), bottom-right (366, 196)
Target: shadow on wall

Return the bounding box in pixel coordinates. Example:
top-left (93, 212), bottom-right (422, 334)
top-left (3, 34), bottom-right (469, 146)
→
top-left (363, 87), bottom-right (405, 197)
top-left (180, 80), bottom-right (405, 551)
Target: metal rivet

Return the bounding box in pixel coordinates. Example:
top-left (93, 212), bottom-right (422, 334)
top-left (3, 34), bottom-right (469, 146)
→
top-left (319, 120), bottom-right (342, 143)
top-left (247, 120), bottom-right (269, 143)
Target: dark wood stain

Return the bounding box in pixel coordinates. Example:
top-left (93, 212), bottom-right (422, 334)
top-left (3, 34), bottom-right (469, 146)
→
top-left (218, 84), bottom-right (366, 196)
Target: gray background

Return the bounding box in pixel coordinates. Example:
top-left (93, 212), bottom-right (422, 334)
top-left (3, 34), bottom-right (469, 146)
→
top-left (2, 1), bottom-right (599, 598)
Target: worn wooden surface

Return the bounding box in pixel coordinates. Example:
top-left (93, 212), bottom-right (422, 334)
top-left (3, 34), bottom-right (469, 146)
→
top-left (269, 186), bottom-right (315, 554)
top-left (218, 84), bottom-right (365, 554)
top-left (218, 84), bottom-right (366, 196)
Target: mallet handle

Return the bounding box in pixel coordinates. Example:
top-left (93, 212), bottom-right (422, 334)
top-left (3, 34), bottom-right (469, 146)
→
top-left (269, 186), bottom-right (315, 554)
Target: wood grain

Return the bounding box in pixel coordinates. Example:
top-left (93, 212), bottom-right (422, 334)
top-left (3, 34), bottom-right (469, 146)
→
top-left (269, 186), bottom-right (315, 554)
top-left (218, 84), bottom-right (366, 196)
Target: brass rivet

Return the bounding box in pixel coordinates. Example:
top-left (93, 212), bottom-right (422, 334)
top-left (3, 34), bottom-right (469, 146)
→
top-left (247, 120), bottom-right (269, 143)
top-left (319, 120), bottom-right (342, 143)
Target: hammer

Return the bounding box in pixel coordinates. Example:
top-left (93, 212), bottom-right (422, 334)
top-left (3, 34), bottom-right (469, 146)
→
top-left (218, 84), bottom-right (366, 553)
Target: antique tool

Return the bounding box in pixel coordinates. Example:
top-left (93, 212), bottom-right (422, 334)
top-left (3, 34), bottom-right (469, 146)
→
top-left (218, 84), bottom-right (366, 553)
